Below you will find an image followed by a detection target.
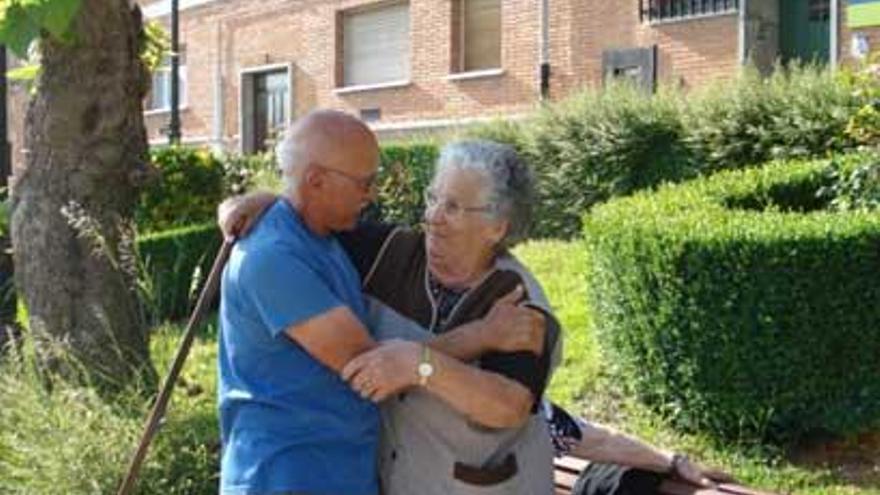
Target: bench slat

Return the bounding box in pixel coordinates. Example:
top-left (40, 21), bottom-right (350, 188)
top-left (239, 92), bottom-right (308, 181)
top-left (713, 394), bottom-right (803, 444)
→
top-left (553, 456), bottom-right (780, 495)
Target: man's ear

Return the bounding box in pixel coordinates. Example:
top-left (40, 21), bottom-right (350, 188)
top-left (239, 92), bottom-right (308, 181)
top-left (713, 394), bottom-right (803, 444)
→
top-left (303, 166), bottom-right (323, 189)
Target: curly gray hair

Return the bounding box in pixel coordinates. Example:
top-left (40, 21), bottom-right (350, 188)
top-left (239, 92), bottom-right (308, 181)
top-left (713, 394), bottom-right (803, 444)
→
top-left (434, 140), bottom-right (535, 249)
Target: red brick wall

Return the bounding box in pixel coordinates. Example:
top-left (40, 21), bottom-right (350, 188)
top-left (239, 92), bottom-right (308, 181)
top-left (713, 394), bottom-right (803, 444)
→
top-left (549, 0), bottom-right (739, 98)
top-left (6, 0), bottom-right (750, 168)
top-left (144, 0), bottom-right (543, 148)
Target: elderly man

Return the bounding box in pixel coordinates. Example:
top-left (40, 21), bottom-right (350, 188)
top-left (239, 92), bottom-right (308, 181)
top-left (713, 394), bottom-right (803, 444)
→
top-left (218, 111), bottom-right (545, 495)
top-left (218, 110), bottom-right (383, 495)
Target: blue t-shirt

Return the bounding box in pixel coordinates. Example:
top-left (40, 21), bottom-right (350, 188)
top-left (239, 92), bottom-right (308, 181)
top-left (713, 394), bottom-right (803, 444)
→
top-left (218, 199), bottom-right (379, 495)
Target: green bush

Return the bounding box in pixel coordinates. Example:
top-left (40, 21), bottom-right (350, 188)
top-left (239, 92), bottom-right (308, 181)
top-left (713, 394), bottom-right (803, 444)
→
top-left (684, 64), bottom-right (860, 172)
top-left (583, 154), bottom-right (880, 442)
top-left (818, 155), bottom-right (880, 212)
top-left (525, 83), bottom-right (695, 238)
top-left (137, 147), bottom-right (226, 233)
top-left (462, 66), bottom-right (864, 238)
top-left (136, 223), bottom-right (221, 323)
top-left (220, 151), bottom-right (279, 195)
top-left (364, 142), bottom-right (438, 227)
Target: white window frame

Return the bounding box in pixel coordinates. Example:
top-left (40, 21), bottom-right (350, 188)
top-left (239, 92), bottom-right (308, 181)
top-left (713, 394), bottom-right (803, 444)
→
top-left (641, 0), bottom-right (739, 25)
top-left (144, 60), bottom-right (188, 115)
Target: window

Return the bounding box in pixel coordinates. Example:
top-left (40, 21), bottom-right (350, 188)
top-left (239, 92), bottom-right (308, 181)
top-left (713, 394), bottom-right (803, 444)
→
top-left (457, 0), bottom-right (501, 72)
top-left (145, 51), bottom-right (187, 112)
top-left (809, 0), bottom-right (830, 22)
top-left (640, 0), bottom-right (738, 23)
top-left (342, 2), bottom-right (410, 87)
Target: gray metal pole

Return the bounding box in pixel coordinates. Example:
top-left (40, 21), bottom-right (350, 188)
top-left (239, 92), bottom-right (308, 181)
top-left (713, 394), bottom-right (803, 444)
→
top-left (0, 45), bottom-right (10, 187)
top-left (169, 0), bottom-right (181, 145)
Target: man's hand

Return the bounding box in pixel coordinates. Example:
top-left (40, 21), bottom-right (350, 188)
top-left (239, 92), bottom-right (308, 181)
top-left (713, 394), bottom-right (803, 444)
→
top-left (217, 192), bottom-right (276, 240)
top-left (479, 285), bottom-right (546, 355)
top-left (341, 340), bottom-right (422, 402)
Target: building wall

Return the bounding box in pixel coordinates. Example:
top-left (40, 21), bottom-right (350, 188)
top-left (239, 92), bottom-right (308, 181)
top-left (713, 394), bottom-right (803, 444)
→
top-left (143, 0), bottom-right (543, 148)
top-left (21, 0), bottom-right (860, 171)
top-left (549, 0), bottom-right (740, 98)
top-left (839, 0), bottom-right (880, 66)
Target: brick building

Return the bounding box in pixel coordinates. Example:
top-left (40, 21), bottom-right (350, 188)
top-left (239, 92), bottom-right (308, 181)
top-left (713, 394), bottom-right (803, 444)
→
top-left (6, 0), bottom-right (876, 169)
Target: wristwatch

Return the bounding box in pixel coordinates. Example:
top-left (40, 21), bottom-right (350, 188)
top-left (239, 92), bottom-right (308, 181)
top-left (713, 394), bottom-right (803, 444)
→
top-left (417, 345), bottom-right (434, 386)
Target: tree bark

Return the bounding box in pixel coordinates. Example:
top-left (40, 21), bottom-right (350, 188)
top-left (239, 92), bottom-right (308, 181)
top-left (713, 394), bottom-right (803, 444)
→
top-left (10, 0), bottom-right (156, 389)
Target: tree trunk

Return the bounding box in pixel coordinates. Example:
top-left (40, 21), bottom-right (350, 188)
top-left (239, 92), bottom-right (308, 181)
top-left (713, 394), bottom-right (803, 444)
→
top-left (10, 0), bottom-right (156, 389)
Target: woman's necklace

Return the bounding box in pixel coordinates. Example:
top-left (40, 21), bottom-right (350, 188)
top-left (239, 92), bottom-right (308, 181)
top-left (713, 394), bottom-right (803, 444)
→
top-left (427, 272), bottom-right (467, 332)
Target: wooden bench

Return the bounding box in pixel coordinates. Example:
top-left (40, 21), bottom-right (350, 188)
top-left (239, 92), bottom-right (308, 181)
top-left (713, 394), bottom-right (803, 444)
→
top-left (554, 456), bottom-right (779, 495)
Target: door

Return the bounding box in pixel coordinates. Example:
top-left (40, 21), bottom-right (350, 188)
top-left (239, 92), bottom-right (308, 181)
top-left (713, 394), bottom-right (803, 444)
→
top-left (780, 0), bottom-right (831, 64)
top-left (252, 69), bottom-right (289, 153)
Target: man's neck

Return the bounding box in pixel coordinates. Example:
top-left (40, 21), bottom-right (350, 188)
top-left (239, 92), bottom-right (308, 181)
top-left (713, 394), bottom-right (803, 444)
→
top-left (284, 195), bottom-right (332, 237)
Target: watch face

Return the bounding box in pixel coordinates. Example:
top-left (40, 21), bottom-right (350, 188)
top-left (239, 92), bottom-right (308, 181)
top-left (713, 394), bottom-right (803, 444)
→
top-left (418, 362), bottom-right (433, 377)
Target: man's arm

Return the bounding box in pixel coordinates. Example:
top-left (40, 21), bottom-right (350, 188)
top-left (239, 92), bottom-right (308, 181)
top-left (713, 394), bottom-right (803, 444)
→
top-left (241, 246), bottom-right (377, 377)
top-left (218, 191), bottom-right (276, 239)
top-left (285, 306), bottom-right (376, 373)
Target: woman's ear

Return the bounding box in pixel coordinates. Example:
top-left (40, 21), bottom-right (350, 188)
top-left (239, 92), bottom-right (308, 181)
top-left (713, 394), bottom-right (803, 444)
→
top-left (486, 219), bottom-right (509, 248)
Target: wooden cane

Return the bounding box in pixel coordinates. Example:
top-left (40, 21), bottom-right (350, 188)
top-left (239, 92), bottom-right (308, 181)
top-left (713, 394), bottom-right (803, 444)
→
top-left (116, 237), bottom-right (235, 495)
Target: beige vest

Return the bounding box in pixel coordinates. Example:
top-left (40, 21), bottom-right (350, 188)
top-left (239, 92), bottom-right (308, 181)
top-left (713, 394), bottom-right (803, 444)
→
top-left (362, 229), bottom-right (562, 495)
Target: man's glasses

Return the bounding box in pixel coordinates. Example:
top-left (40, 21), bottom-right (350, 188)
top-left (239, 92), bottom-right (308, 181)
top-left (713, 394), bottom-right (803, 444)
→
top-left (423, 189), bottom-right (494, 222)
top-left (316, 165), bottom-right (377, 192)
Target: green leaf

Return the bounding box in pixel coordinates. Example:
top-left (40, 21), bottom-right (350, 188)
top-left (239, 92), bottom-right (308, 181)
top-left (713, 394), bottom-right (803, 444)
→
top-left (6, 62), bottom-right (39, 81)
top-left (0, 4), bottom-right (41, 57)
top-left (0, 0), bottom-right (82, 56)
top-left (25, 0), bottom-right (81, 39)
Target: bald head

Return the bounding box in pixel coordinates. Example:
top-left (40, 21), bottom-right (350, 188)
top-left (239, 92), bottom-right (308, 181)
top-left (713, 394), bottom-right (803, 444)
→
top-left (275, 109), bottom-right (380, 235)
top-left (276, 110), bottom-right (378, 192)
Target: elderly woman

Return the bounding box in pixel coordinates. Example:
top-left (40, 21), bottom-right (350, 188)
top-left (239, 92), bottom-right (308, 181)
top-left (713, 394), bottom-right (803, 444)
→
top-left (220, 140), bottom-right (727, 495)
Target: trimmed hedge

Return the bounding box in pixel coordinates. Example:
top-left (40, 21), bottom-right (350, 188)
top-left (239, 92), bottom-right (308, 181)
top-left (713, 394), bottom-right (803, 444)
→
top-left (583, 154), bottom-right (880, 442)
top-left (136, 223), bottom-right (221, 322)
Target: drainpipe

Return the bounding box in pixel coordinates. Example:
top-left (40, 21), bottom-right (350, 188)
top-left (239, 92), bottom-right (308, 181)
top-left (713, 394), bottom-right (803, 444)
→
top-left (169, 0), bottom-right (181, 145)
top-left (0, 46), bottom-right (9, 188)
top-left (212, 22), bottom-right (224, 153)
top-left (738, 0), bottom-right (748, 66)
top-left (830, 0), bottom-right (839, 68)
top-left (539, 0), bottom-right (550, 100)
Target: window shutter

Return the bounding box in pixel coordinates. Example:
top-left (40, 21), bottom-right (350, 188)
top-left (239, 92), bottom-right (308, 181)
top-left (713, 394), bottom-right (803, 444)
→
top-left (463, 0), bottom-right (501, 71)
top-left (344, 3), bottom-right (410, 86)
